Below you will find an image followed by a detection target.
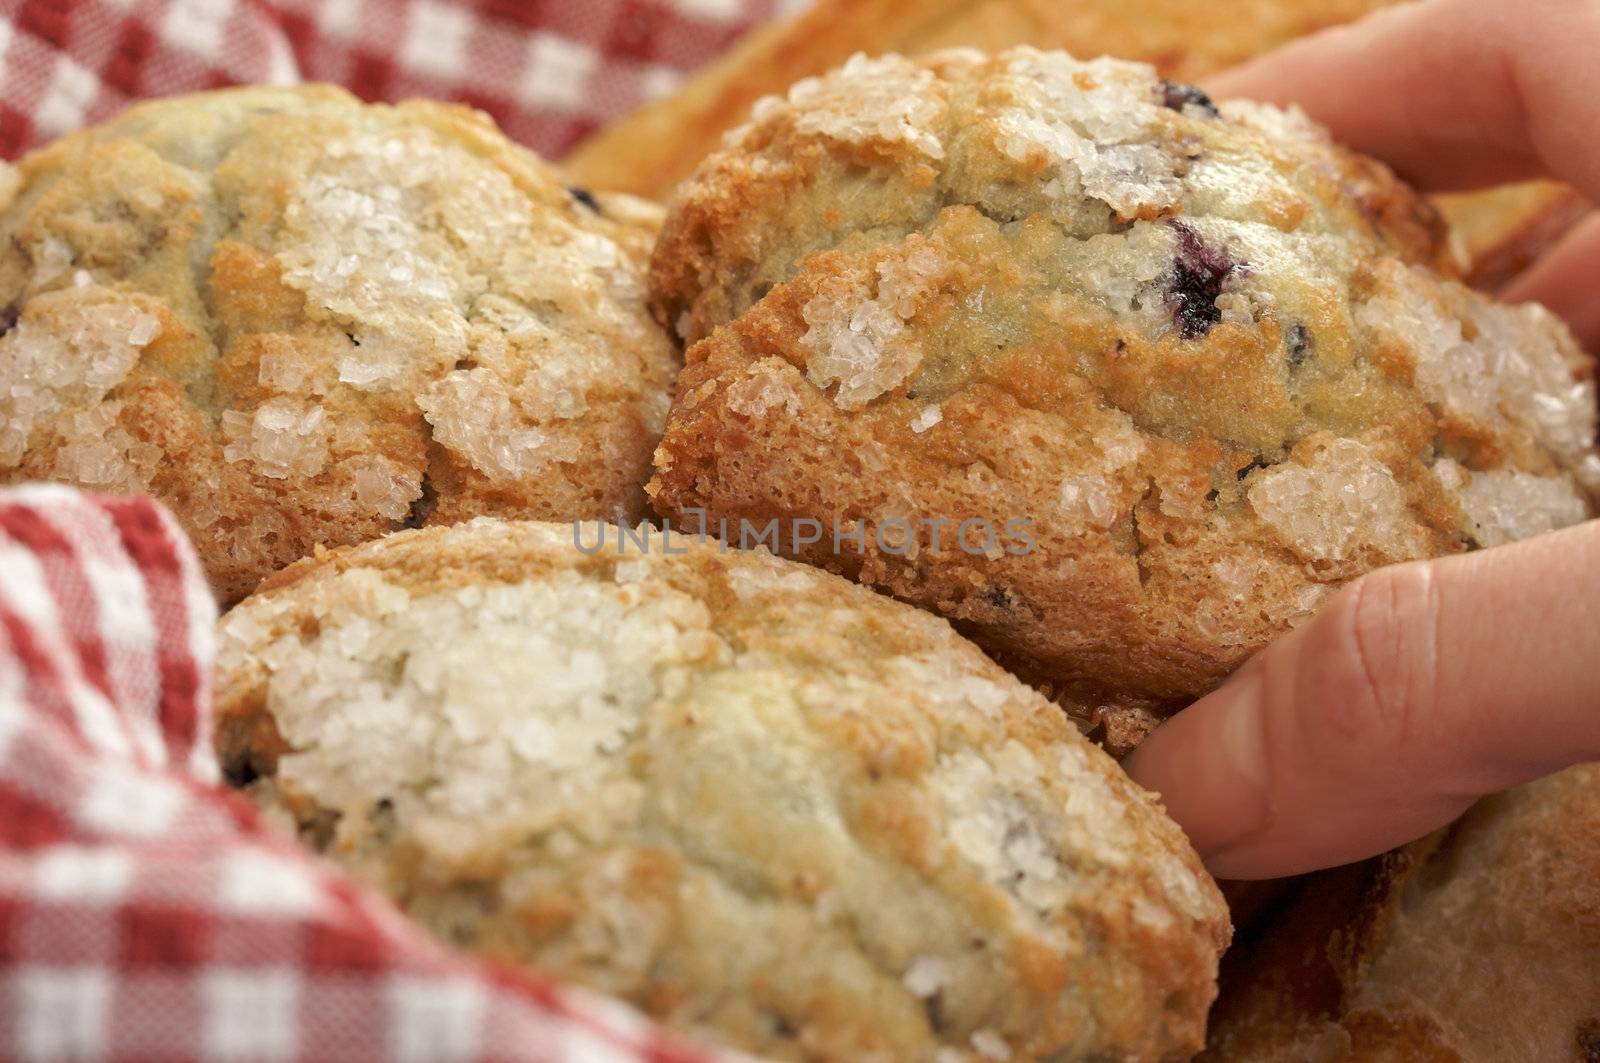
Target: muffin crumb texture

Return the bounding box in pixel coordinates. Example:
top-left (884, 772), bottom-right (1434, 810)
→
top-left (648, 48), bottom-right (1599, 739)
top-left (217, 519), bottom-right (1229, 1063)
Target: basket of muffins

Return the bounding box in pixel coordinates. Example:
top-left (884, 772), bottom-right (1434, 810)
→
top-left (3, 1), bottom-right (1596, 1059)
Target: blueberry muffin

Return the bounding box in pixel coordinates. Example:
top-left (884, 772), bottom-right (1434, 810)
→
top-left (0, 86), bottom-right (676, 601)
top-left (1204, 763), bottom-right (1600, 1061)
top-left (215, 518), bottom-right (1229, 1063)
top-left (648, 49), bottom-right (1600, 745)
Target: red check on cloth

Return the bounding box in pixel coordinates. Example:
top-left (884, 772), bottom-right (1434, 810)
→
top-left (0, 0), bottom-right (791, 162)
top-left (0, 486), bottom-right (751, 1062)
top-left (0, 0), bottom-right (793, 1054)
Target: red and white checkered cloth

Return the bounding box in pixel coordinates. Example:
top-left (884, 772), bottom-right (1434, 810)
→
top-left (0, 0), bottom-right (801, 162)
top-left (6, 1), bottom-right (798, 1055)
top-left (0, 487), bottom-right (753, 1062)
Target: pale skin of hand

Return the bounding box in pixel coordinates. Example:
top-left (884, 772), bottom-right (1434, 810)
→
top-left (1123, 0), bottom-right (1600, 880)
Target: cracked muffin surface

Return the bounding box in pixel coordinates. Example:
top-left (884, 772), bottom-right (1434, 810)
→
top-left (0, 86), bottom-right (675, 601)
top-left (215, 518), bottom-right (1229, 1063)
top-left (648, 49), bottom-right (1600, 746)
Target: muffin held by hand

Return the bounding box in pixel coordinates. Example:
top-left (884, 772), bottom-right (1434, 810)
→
top-left (215, 519), bottom-right (1229, 1063)
top-left (648, 49), bottom-right (1600, 746)
top-left (0, 86), bottom-right (676, 601)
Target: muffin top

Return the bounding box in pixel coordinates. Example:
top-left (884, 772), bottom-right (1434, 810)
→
top-left (216, 518), bottom-right (1229, 1063)
top-left (0, 86), bottom-right (676, 601)
top-left (648, 49), bottom-right (1598, 736)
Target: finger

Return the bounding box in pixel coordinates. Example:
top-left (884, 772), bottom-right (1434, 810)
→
top-left (1125, 520), bottom-right (1600, 880)
top-left (1203, 0), bottom-right (1600, 200)
top-left (1501, 211), bottom-right (1600, 352)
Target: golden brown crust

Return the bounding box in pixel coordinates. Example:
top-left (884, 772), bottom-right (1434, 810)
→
top-left (563, 0), bottom-right (1581, 292)
top-left (0, 86), bottom-right (676, 602)
top-left (217, 519), bottom-right (1229, 1062)
top-left (563, 0), bottom-right (1399, 201)
top-left (646, 50), bottom-right (1598, 717)
top-left (1204, 765), bottom-right (1600, 1062)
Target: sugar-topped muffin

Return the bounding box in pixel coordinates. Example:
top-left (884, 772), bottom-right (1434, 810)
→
top-left (648, 49), bottom-right (1599, 746)
top-left (0, 86), bottom-right (676, 601)
top-left (215, 518), bottom-right (1229, 1063)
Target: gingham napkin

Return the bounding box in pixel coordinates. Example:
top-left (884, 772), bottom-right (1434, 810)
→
top-left (0, 0), bottom-right (794, 162)
top-left (5, 1), bottom-right (794, 1056)
top-left (0, 485), bottom-right (753, 1062)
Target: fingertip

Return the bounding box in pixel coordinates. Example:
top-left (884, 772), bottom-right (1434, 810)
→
top-left (1197, 0), bottom-right (1597, 195)
top-left (1126, 669), bottom-right (1272, 865)
top-left (1499, 211), bottom-right (1600, 352)
top-left (1198, 1), bottom-right (1409, 99)
top-left (1199, 16), bottom-right (1369, 102)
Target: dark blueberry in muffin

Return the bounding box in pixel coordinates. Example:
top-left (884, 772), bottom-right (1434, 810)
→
top-left (1286, 323), bottom-right (1312, 367)
top-left (568, 185), bottom-right (603, 214)
top-left (1165, 221), bottom-right (1240, 338)
top-left (1161, 80), bottom-right (1220, 118)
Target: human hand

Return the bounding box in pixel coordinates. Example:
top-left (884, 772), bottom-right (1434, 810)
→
top-left (1211, 0), bottom-right (1600, 348)
top-left (1125, 0), bottom-right (1600, 879)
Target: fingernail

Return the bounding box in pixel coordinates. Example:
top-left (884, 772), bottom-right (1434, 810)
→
top-left (1195, 669), bottom-right (1273, 864)
top-left (1129, 668), bottom-right (1272, 863)
top-left (1216, 672), bottom-right (1270, 796)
